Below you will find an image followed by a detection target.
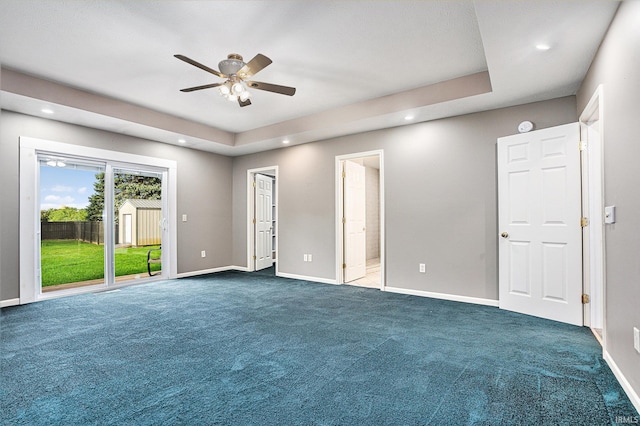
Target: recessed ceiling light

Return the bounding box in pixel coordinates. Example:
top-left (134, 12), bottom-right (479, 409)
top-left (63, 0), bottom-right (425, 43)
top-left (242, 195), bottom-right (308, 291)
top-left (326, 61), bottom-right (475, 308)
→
top-left (536, 44), bottom-right (551, 51)
top-left (41, 108), bottom-right (54, 114)
top-left (404, 115), bottom-right (414, 121)
top-left (282, 140), bottom-right (290, 145)
top-left (178, 139), bottom-right (186, 144)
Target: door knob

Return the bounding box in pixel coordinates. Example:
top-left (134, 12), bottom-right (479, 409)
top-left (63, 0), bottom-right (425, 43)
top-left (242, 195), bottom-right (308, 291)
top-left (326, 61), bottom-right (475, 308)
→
top-left (501, 232), bottom-right (509, 239)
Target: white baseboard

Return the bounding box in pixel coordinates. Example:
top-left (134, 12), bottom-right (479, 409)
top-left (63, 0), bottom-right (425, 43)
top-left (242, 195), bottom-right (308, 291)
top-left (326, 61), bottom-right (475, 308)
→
top-left (384, 286), bottom-right (499, 307)
top-left (231, 266), bottom-right (251, 272)
top-left (277, 272), bottom-right (338, 285)
top-left (0, 298), bottom-right (20, 308)
top-left (176, 266), bottom-right (237, 278)
top-left (603, 349), bottom-right (640, 415)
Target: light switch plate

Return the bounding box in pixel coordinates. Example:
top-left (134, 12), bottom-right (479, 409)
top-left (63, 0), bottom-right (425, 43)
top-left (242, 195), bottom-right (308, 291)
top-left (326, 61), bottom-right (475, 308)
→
top-left (604, 205), bottom-right (616, 224)
top-left (182, 214), bottom-right (187, 222)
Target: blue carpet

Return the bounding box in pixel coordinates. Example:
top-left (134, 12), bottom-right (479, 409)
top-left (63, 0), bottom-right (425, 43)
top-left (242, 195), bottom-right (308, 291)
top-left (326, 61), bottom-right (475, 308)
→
top-left (1, 269), bottom-right (637, 425)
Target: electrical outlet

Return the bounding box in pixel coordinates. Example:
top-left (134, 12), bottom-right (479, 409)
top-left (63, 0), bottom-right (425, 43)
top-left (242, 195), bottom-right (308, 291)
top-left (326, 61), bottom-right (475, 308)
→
top-left (201, 250), bottom-right (206, 258)
top-left (634, 327), bottom-right (640, 354)
top-left (308, 254), bottom-right (312, 262)
top-left (419, 263), bottom-right (426, 273)
top-left (182, 214), bottom-right (187, 222)
top-left (303, 254), bottom-right (308, 262)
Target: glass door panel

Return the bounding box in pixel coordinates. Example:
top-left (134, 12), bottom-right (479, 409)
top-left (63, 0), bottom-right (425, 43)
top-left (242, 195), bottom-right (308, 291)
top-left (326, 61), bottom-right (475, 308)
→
top-left (112, 168), bottom-right (163, 282)
top-left (39, 155), bottom-right (106, 292)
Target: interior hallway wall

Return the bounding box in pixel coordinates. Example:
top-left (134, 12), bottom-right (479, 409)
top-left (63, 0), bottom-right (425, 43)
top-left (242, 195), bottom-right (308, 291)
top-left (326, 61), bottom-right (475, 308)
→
top-left (0, 110), bottom-right (233, 301)
top-left (365, 166), bottom-right (380, 261)
top-left (577, 0), bottom-right (640, 405)
top-left (232, 96), bottom-right (577, 300)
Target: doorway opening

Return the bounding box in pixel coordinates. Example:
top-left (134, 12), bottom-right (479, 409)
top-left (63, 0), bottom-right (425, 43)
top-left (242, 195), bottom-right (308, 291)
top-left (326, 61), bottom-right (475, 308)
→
top-left (335, 151), bottom-right (384, 289)
top-left (579, 85), bottom-right (605, 345)
top-left (247, 166), bottom-right (278, 274)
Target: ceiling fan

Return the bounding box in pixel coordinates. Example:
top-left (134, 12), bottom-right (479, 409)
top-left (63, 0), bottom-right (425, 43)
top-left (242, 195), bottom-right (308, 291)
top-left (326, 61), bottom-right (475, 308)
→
top-left (174, 53), bottom-right (296, 107)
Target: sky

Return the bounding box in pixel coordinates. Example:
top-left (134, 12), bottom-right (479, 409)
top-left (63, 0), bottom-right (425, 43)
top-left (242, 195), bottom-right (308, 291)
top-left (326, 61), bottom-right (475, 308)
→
top-left (39, 165), bottom-right (100, 211)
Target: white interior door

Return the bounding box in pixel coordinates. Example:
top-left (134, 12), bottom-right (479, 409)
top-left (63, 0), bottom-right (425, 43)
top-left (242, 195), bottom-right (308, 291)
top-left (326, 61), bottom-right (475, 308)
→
top-left (498, 123), bottom-right (583, 326)
top-left (255, 174), bottom-right (273, 271)
top-left (343, 160), bottom-right (366, 282)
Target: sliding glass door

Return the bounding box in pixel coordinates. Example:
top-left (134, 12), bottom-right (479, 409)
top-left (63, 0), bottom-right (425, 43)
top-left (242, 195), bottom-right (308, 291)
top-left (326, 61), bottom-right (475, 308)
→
top-left (39, 156), bottom-right (106, 292)
top-left (37, 154), bottom-right (167, 295)
top-left (113, 168), bottom-right (164, 281)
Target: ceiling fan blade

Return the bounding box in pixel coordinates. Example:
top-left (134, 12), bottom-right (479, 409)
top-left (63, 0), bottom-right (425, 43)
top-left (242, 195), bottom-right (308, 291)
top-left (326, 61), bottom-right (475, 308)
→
top-left (237, 54), bottom-right (272, 79)
top-left (246, 81), bottom-right (296, 96)
top-left (238, 98), bottom-right (252, 107)
top-left (174, 54), bottom-right (225, 78)
top-left (180, 82), bottom-right (223, 92)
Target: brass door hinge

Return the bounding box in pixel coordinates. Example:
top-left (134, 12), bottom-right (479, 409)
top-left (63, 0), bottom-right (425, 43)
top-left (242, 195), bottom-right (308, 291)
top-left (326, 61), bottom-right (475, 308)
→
top-left (253, 255), bottom-right (257, 260)
top-left (581, 217), bottom-right (589, 228)
top-left (342, 217), bottom-right (346, 224)
top-left (342, 263), bottom-right (346, 269)
top-left (582, 294), bottom-right (590, 304)
top-left (252, 218), bottom-right (256, 224)
top-left (342, 171), bottom-right (346, 179)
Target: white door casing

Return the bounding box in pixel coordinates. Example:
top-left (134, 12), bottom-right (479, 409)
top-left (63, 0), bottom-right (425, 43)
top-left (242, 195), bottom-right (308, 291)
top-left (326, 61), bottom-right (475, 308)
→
top-left (255, 173), bottom-right (274, 271)
top-left (343, 160), bottom-right (366, 282)
top-left (498, 123), bottom-right (583, 326)
top-left (579, 85), bottom-right (605, 332)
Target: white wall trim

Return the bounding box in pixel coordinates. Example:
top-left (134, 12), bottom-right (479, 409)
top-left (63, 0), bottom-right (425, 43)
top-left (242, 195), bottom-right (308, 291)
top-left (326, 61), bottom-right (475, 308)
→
top-left (579, 84), bottom-right (607, 340)
top-left (175, 266), bottom-right (238, 278)
top-left (384, 286), bottom-right (500, 307)
top-left (277, 272), bottom-right (338, 285)
top-left (1, 298), bottom-right (20, 308)
top-left (603, 350), bottom-right (640, 415)
top-left (231, 265), bottom-right (252, 273)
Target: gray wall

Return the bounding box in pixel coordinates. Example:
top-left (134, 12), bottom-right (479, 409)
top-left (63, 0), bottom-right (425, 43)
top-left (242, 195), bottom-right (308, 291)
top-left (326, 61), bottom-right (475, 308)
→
top-left (0, 110), bottom-right (233, 301)
top-left (577, 0), bottom-right (640, 401)
top-left (232, 96), bottom-right (577, 300)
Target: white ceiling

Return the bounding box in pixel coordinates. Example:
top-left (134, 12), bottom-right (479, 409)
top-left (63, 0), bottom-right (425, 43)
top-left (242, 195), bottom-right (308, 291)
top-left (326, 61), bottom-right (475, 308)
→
top-left (0, 1), bottom-right (619, 155)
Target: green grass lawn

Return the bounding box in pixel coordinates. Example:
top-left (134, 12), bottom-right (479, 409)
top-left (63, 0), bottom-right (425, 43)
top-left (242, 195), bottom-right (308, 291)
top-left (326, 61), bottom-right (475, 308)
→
top-left (40, 240), bottom-right (161, 286)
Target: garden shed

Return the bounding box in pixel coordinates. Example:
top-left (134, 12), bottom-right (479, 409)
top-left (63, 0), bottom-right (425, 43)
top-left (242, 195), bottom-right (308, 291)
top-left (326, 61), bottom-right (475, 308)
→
top-left (118, 199), bottom-right (162, 246)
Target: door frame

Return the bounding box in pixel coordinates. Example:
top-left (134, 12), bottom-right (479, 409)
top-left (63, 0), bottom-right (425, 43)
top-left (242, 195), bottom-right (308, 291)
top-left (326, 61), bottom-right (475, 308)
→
top-left (335, 150), bottom-right (385, 288)
top-left (247, 166), bottom-right (278, 273)
top-left (579, 84), bottom-right (606, 341)
top-left (19, 137), bottom-right (177, 304)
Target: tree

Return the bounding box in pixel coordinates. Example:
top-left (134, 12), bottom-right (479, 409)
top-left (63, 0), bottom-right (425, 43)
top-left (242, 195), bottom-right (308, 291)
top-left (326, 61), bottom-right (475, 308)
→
top-left (85, 172), bottom-right (105, 221)
top-left (41, 207), bottom-right (87, 222)
top-left (85, 172), bottom-right (162, 221)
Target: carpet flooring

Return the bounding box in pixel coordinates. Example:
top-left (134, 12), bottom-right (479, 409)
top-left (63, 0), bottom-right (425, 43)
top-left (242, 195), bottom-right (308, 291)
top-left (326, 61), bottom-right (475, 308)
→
top-left (1, 268), bottom-right (638, 425)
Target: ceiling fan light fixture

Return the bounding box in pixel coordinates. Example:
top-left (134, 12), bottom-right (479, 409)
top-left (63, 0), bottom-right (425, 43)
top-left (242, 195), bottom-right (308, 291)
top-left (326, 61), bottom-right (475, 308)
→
top-left (219, 84), bottom-right (230, 96)
top-left (176, 52), bottom-right (295, 107)
top-left (239, 91), bottom-right (251, 102)
top-left (232, 82), bottom-right (244, 95)
top-left (218, 53), bottom-right (245, 76)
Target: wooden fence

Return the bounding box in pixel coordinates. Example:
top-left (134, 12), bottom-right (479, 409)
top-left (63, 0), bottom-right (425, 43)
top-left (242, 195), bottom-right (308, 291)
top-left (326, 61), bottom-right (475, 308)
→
top-left (41, 221), bottom-right (119, 244)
